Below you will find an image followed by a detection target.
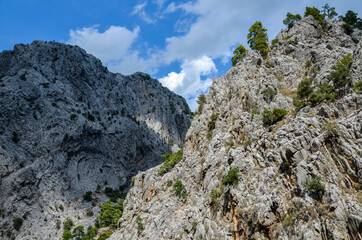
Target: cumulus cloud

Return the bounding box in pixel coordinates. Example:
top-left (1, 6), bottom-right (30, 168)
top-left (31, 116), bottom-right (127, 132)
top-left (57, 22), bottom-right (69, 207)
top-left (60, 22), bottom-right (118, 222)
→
top-left (159, 56), bottom-right (216, 110)
top-left (68, 25), bottom-right (140, 63)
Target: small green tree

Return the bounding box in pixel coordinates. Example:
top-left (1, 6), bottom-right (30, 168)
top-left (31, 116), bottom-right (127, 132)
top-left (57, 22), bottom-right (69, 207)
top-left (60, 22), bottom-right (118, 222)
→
top-left (222, 168), bottom-right (239, 185)
top-left (83, 191), bottom-right (92, 202)
top-left (304, 7), bottom-right (326, 28)
top-left (158, 149), bottom-right (183, 175)
top-left (231, 44), bottom-right (247, 66)
top-left (171, 180), bottom-right (187, 199)
top-left (322, 4), bottom-right (338, 19)
top-left (98, 200), bottom-right (124, 229)
top-left (328, 54), bottom-right (353, 96)
top-left (247, 21), bottom-right (269, 57)
top-left (72, 225), bottom-right (85, 240)
top-left (283, 12), bottom-right (302, 28)
top-left (297, 78), bottom-right (313, 99)
top-left (339, 10), bottom-right (362, 34)
top-left (197, 94), bottom-right (206, 113)
top-left (63, 218), bottom-right (74, 231)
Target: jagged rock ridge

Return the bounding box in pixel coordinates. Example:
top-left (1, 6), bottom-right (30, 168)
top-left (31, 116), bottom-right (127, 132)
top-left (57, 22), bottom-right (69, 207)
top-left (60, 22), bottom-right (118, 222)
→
top-left (0, 41), bottom-right (191, 239)
top-left (112, 16), bottom-right (361, 239)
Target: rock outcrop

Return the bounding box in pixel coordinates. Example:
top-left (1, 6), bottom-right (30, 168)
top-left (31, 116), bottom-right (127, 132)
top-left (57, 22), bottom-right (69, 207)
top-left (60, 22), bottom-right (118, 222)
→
top-left (0, 41), bottom-right (191, 239)
top-left (113, 16), bottom-right (362, 239)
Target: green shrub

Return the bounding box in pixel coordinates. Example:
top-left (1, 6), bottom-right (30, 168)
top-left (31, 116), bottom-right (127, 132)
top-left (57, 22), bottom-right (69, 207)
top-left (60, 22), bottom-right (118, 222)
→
top-left (59, 205), bottom-right (64, 211)
top-left (20, 73), bottom-right (26, 81)
top-left (265, 61), bottom-right (275, 68)
top-left (98, 199), bottom-right (124, 229)
top-left (72, 225), bottom-right (85, 239)
top-left (271, 38), bottom-right (279, 48)
top-left (247, 21), bottom-right (269, 57)
top-left (84, 226), bottom-right (98, 240)
top-left (231, 44), bottom-right (247, 66)
top-left (323, 121), bottom-right (341, 138)
top-left (328, 54), bottom-right (353, 96)
top-left (158, 149), bottom-right (183, 175)
top-left (287, 37), bottom-right (298, 46)
top-left (86, 210), bottom-right (94, 217)
top-left (353, 81), bottom-right (362, 93)
top-left (305, 175), bottom-right (325, 199)
top-left (63, 218), bottom-right (74, 231)
top-left (166, 180), bottom-right (173, 187)
top-left (62, 230), bottom-right (72, 240)
top-left (206, 113), bottom-right (219, 140)
top-left (87, 112), bottom-right (95, 121)
top-left (70, 113), bottom-right (77, 120)
top-left (168, 138), bottom-right (174, 146)
top-left (136, 216), bottom-right (145, 235)
top-left (210, 189), bottom-right (222, 207)
top-left (262, 88), bottom-right (277, 102)
top-left (304, 6), bottom-right (326, 29)
top-left (56, 220), bottom-right (61, 229)
top-left (262, 108), bottom-right (288, 125)
top-left (130, 176), bottom-right (135, 187)
top-left (97, 230), bottom-right (113, 240)
top-left (104, 187), bottom-right (123, 202)
top-left (305, 60), bottom-right (312, 69)
top-left (11, 131), bottom-right (20, 143)
top-left (83, 191), bottom-right (93, 202)
top-left (283, 12), bottom-right (302, 28)
top-left (309, 83), bottom-right (335, 106)
top-left (171, 180), bottom-right (187, 199)
top-left (222, 168), bottom-right (239, 185)
top-left (13, 218), bottom-right (23, 231)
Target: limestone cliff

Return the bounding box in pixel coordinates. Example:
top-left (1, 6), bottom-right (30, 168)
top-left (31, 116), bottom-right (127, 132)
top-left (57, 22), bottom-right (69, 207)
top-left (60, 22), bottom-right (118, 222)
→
top-left (112, 16), bottom-right (361, 240)
top-left (0, 41), bottom-right (191, 239)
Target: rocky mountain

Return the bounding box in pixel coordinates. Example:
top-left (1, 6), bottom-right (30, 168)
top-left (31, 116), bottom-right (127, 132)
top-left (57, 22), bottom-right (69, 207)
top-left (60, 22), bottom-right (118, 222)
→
top-left (0, 41), bottom-right (191, 239)
top-left (112, 16), bottom-right (361, 239)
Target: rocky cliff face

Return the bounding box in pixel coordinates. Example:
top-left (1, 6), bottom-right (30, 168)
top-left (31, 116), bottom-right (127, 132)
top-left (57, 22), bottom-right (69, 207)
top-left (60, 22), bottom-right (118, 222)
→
top-left (112, 17), bottom-right (362, 239)
top-left (0, 41), bottom-right (191, 239)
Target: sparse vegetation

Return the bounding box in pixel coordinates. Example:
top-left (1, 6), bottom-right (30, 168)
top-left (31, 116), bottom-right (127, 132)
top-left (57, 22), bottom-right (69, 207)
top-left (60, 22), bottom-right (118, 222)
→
top-left (271, 38), bottom-right (279, 48)
top-left (323, 121), bottom-right (341, 138)
top-left (222, 168), bottom-right (239, 185)
top-left (353, 81), bottom-right (362, 93)
top-left (327, 54), bottom-right (353, 96)
top-left (262, 108), bottom-right (287, 125)
top-left (158, 149), bottom-right (183, 175)
top-left (83, 191), bottom-right (93, 202)
top-left (262, 88), bottom-right (277, 102)
top-left (13, 218), bottom-right (23, 231)
top-left (210, 189), bottom-right (222, 207)
top-left (207, 113), bottom-right (219, 140)
top-left (171, 180), bottom-right (187, 199)
top-left (97, 230), bottom-right (113, 240)
top-left (136, 216), bottom-right (145, 235)
top-left (305, 175), bottom-right (325, 200)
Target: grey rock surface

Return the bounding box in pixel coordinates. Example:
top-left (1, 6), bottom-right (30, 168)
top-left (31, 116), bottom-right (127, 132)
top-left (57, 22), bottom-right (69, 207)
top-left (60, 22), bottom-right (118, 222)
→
top-left (0, 41), bottom-right (191, 239)
top-left (112, 17), bottom-right (362, 239)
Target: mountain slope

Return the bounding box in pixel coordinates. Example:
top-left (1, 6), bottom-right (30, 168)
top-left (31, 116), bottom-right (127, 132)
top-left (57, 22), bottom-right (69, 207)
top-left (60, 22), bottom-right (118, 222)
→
top-left (0, 41), bottom-right (191, 240)
top-left (112, 16), bottom-right (361, 240)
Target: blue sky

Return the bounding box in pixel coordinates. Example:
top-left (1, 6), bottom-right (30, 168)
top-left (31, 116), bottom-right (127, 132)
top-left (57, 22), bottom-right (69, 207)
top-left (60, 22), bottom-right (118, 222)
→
top-left (0, 0), bottom-right (361, 110)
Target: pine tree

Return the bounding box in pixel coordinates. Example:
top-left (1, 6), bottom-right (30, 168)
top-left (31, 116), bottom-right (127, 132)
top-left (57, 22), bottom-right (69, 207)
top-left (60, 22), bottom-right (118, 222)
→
top-left (283, 12), bottom-right (302, 28)
top-left (247, 21), bottom-right (269, 58)
top-left (231, 44), bottom-right (247, 66)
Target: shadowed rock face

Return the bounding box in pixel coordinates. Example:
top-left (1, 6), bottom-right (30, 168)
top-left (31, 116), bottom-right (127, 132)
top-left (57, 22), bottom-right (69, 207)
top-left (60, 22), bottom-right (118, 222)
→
top-left (112, 17), bottom-right (362, 240)
top-left (0, 41), bottom-right (191, 239)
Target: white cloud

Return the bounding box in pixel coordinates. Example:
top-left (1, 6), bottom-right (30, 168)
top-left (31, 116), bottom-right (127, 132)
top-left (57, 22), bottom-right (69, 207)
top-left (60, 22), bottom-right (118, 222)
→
top-left (160, 56), bottom-right (216, 110)
top-left (68, 25), bottom-right (140, 63)
top-left (132, 1), bottom-right (155, 24)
